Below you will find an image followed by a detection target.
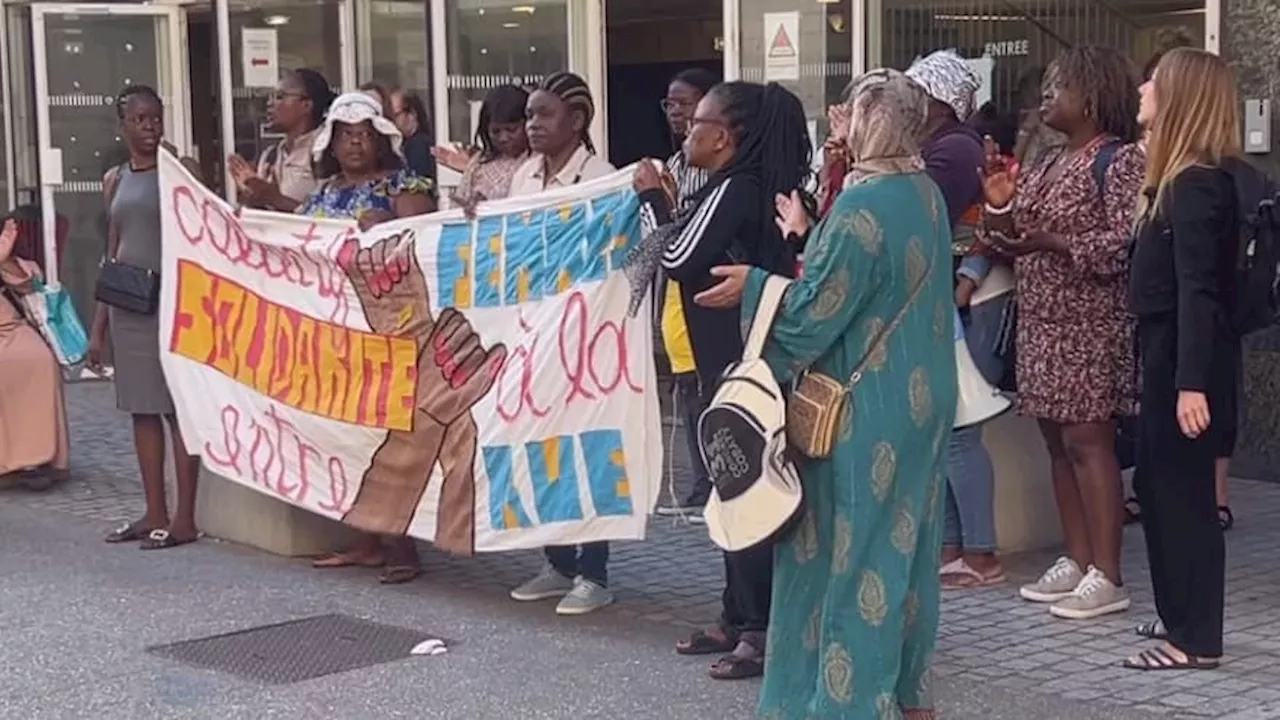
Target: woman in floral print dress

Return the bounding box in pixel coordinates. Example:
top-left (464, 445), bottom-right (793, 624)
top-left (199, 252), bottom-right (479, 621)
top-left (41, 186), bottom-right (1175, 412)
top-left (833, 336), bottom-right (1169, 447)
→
top-left (982, 46), bottom-right (1143, 621)
top-left (436, 84), bottom-right (531, 215)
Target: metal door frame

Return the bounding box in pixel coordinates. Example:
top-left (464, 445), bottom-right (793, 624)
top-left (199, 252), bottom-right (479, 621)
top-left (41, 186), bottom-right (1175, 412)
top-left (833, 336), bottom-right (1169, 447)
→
top-left (30, 2), bottom-right (190, 287)
top-left (428, 0), bottom-right (604, 163)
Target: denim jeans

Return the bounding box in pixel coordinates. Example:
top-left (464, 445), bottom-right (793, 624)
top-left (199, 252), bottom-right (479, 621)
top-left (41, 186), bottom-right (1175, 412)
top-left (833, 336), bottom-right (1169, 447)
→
top-left (545, 542), bottom-right (609, 586)
top-left (944, 294), bottom-right (1009, 553)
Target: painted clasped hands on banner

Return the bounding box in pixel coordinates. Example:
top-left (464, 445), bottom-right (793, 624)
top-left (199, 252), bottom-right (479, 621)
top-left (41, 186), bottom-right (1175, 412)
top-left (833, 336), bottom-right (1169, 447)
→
top-left (160, 152), bottom-right (661, 552)
top-left (336, 229), bottom-right (506, 556)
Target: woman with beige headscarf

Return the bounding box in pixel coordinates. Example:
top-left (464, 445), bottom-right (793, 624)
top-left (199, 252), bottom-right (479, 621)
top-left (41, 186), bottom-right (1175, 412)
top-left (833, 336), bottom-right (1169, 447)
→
top-left (697, 69), bottom-right (956, 719)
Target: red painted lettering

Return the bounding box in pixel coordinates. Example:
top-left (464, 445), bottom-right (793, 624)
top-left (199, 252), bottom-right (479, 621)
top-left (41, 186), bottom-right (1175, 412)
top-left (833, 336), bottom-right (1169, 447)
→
top-left (496, 310), bottom-right (551, 423)
top-left (201, 402), bottom-right (350, 511)
top-left (170, 186), bottom-right (351, 324)
top-left (496, 291), bottom-right (643, 424)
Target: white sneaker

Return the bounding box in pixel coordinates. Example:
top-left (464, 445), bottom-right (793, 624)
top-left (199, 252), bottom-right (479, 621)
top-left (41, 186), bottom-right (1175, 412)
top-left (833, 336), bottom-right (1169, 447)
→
top-left (554, 577), bottom-right (614, 616)
top-left (1050, 566), bottom-right (1131, 620)
top-left (509, 566), bottom-right (575, 602)
top-left (1019, 556), bottom-right (1085, 603)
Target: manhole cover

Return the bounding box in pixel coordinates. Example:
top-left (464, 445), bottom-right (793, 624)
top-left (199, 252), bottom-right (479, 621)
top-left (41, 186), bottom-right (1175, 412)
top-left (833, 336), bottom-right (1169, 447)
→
top-left (147, 614), bottom-right (436, 684)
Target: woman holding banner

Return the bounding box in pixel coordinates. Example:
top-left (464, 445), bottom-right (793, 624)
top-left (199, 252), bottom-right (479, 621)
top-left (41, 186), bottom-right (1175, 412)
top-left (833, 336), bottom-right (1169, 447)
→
top-left (505, 71), bottom-right (619, 617)
top-left (630, 79), bottom-right (810, 679)
top-left (303, 91), bottom-right (436, 584)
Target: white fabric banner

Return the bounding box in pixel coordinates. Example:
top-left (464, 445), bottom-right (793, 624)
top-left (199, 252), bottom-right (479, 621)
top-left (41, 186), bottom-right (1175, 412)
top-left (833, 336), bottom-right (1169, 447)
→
top-left (157, 152), bottom-right (661, 554)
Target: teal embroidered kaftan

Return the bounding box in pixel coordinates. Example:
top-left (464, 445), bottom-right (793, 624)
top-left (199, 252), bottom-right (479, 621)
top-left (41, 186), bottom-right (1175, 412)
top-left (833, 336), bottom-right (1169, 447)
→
top-left (749, 172), bottom-right (957, 719)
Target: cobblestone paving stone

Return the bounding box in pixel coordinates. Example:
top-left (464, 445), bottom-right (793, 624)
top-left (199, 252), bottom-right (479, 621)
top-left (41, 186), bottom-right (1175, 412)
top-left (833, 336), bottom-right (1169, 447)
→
top-left (7, 382), bottom-right (1280, 719)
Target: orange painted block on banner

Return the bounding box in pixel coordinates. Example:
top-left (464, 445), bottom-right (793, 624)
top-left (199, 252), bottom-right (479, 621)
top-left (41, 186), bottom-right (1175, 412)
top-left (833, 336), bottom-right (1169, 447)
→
top-left (169, 259), bottom-right (419, 431)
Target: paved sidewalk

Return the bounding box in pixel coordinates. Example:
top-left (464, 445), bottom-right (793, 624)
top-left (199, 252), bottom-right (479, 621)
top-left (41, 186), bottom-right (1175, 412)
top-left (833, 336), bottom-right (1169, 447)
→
top-left (4, 382), bottom-right (1280, 719)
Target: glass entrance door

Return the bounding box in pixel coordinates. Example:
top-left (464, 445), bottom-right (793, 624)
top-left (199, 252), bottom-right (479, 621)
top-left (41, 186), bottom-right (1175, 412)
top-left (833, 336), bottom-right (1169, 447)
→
top-left (30, 3), bottom-right (189, 329)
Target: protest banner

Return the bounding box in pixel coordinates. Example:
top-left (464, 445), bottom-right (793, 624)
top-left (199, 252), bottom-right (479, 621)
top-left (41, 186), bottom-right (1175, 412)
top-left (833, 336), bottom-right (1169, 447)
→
top-left (157, 152), bottom-right (662, 555)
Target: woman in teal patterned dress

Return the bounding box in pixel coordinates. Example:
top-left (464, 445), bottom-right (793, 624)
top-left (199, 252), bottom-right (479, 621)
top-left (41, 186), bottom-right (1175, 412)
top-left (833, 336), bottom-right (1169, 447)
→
top-left (697, 69), bottom-right (956, 719)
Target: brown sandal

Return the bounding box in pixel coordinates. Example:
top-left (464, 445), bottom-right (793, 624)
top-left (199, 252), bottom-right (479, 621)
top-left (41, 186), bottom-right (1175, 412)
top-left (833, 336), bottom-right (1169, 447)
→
top-left (312, 550), bottom-right (386, 569)
top-left (379, 565), bottom-right (422, 584)
top-left (708, 639), bottom-right (765, 680)
top-left (676, 628), bottom-right (738, 656)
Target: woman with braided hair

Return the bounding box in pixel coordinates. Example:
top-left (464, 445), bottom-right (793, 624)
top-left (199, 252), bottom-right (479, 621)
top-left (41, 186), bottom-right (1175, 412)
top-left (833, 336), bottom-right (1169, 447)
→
top-left (506, 71), bottom-right (619, 616)
top-left (508, 71), bottom-right (613, 197)
top-left (629, 80), bottom-right (810, 680)
top-left (91, 85), bottom-right (203, 550)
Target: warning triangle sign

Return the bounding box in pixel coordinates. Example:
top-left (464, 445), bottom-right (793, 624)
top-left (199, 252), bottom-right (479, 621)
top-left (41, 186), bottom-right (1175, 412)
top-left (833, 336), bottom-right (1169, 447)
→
top-left (768, 24), bottom-right (797, 58)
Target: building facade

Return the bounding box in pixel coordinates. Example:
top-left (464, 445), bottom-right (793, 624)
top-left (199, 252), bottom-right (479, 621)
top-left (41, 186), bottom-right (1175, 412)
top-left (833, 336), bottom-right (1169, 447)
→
top-left (8, 0), bottom-right (1280, 478)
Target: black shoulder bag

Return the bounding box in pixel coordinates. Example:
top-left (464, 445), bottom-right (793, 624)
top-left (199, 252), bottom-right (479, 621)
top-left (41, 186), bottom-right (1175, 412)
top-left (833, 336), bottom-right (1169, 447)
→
top-left (94, 165), bottom-right (160, 315)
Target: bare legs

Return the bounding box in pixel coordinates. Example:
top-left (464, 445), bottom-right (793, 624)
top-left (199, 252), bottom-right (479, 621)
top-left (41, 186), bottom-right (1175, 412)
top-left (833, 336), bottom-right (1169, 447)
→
top-left (1038, 419), bottom-right (1125, 584)
top-left (133, 414), bottom-right (169, 531)
top-left (167, 414), bottom-right (199, 540)
top-left (126, 413), bottom-right (199, 543)
top-left (312, 534), bottom-right (422, 584)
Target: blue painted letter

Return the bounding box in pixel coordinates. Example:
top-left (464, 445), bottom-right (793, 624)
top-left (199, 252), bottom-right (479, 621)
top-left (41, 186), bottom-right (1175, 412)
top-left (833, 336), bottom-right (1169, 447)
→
top-left (579, 429), bottom-right (634, 517)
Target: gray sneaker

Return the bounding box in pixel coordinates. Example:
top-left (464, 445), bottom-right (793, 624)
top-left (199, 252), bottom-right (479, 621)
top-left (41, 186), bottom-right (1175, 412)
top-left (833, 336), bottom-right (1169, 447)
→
top-left (1050, 566), bottom-right (1131, 620)
top-left (555, 578), bottom-right (615, 616)
top-left (510, 566), bottom-right (575, 602)
top-left (1019, 556), bottom-right (1084, 603)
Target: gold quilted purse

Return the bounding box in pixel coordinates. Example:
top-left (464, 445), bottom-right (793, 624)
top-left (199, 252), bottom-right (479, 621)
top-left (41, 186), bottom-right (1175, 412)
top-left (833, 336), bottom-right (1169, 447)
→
top-left (785, 240), bottom-right (936, 460)
top-left (786, 371), bottom-right (851, 459)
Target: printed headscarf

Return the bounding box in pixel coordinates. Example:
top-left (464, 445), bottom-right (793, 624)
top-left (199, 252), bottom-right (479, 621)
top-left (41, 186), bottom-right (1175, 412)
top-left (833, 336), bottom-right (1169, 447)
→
top-left (842, 68), bottom-right (928, 185)
top-left (905, 50), bottom-right (981, 122)
top-left (311, 91), bottom-right (403, 162)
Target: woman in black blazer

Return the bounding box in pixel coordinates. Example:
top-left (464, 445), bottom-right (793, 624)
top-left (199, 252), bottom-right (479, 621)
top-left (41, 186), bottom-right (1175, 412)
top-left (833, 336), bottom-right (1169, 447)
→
top-left (1125, 47), bottom-right (1243, 671)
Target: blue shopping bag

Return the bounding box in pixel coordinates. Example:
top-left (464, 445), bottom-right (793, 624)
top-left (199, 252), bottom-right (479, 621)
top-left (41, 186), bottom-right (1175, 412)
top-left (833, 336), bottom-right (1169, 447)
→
top-left (22, 279), bottom-right (88, 367)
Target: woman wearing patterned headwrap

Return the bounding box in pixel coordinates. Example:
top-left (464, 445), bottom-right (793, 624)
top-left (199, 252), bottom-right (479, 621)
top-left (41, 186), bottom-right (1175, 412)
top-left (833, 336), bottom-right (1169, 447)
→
top-left (907, 50), bottom-right (1012, 592)
top-left (697, 69), bottom-right (956, 719)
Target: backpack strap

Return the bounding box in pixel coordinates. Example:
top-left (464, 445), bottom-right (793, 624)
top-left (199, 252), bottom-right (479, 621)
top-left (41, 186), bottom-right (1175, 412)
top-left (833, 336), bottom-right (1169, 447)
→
top-left (1091, 139), bottom-right (1122, 201)
top-left (742, 274), bottom-right (792, 361)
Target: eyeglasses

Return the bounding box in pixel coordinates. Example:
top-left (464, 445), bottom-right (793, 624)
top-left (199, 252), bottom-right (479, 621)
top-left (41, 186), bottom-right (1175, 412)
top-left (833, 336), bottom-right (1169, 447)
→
top-left (660, 98), bottom-right (694, 113)
top-left (272, 91), bottom-right (308, 102)
top-left (689, 115), bottom-right (726, 128)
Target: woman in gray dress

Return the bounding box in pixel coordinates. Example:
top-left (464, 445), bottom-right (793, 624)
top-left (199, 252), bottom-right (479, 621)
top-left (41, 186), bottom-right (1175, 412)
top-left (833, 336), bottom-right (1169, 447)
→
top-left (87, 85), bottom-right (201, 550)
